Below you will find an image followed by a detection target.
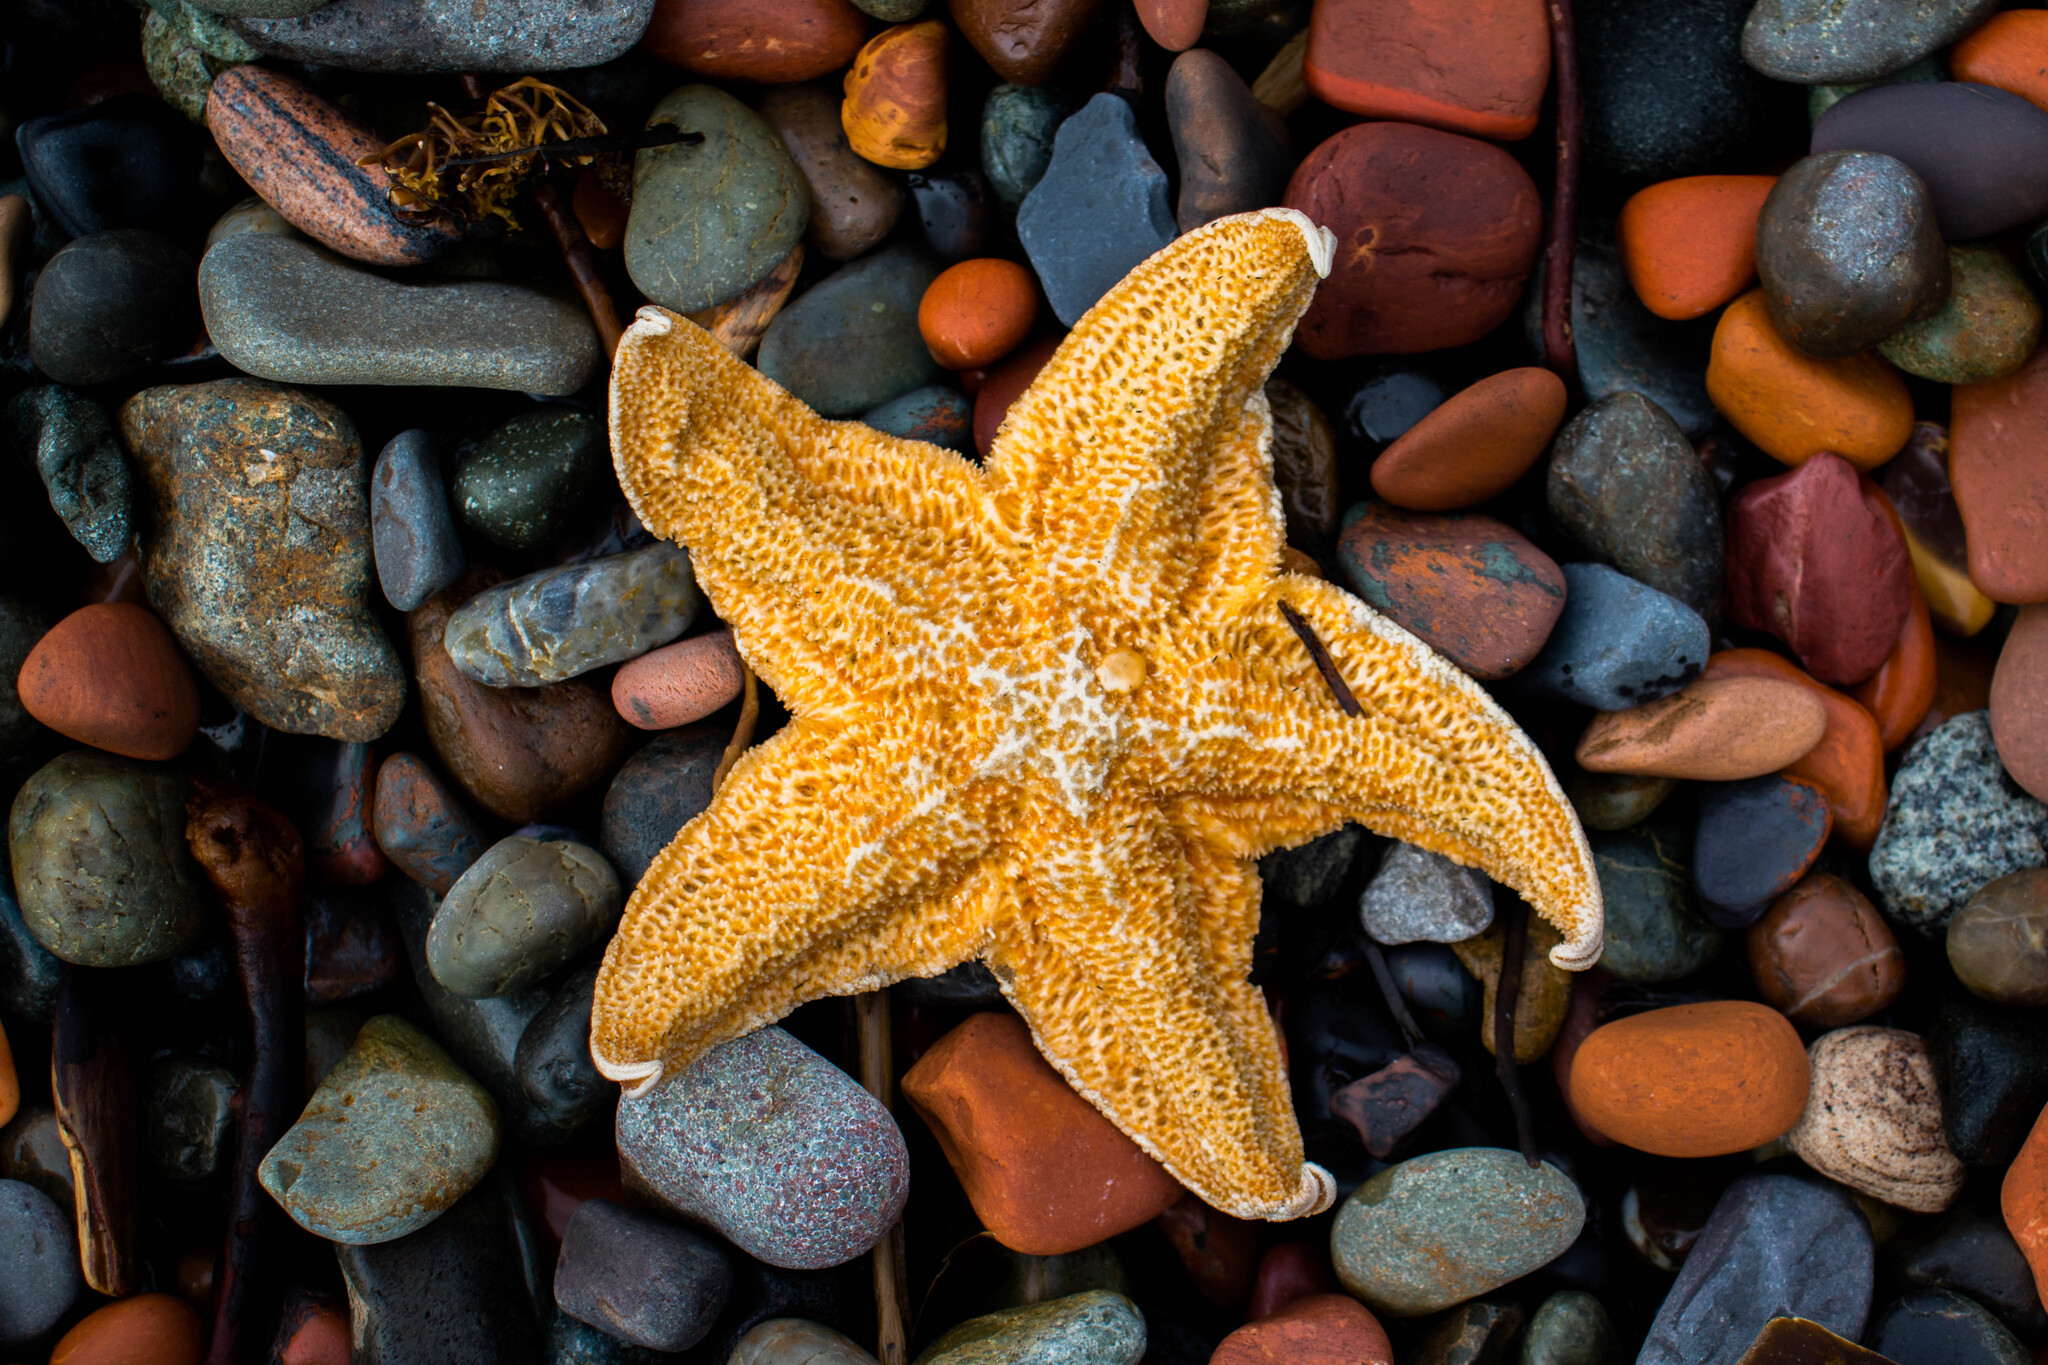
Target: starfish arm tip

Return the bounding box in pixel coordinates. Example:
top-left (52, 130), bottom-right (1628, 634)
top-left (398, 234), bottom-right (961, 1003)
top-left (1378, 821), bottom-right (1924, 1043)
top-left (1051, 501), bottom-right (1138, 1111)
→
top-left (1548, 930), bottom-right (1605, 973)
top-left (1287, 1163), bottom-right (1337, 1219)
top-left (591, 1042), bottom-right (664, 1099)
top-left (629, 305), bottom-right (676, 336)
top-left (1258, 207), bottom-right (1336, 279)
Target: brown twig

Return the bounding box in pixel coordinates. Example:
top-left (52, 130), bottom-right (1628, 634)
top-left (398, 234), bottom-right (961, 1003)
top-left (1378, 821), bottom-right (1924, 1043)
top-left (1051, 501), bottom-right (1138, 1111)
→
top-left (1277, 601), bottom-right (1362, 717)
top-left (1542, 0), bottom-right (1582, 391)
top-left (1493, 900), bottom-right (1540, 1167)
top-left (186, 780), bottom-right (306, 1365)
top-left (534, 179), bottom-right (624, 357)
top-left (711, 664), bottom-right (761, 793)
top-left (1361, 938), bottom-right (1425, 1051)
top-left (52, 972), bottom-right (136, 1296)
top-left (1109, 3), bottom-right (1143, 102)
top-left (854, 991), bottom-right (911, 1365)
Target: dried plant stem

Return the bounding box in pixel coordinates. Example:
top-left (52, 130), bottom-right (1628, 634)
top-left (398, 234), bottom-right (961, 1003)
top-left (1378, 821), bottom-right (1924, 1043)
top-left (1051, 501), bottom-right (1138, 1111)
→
top-left (1494, 900), bottom-right (1541, 1167)
top-left (712, 664), bottom-right (761, 793)
top-left (1542, 0), bottom-right (1582, 390)
top-left (855, 991), bottom-right (911, 1365)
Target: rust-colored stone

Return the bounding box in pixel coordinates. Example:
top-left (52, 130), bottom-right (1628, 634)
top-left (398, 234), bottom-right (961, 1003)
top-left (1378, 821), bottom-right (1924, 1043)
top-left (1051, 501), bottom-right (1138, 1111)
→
top-left (1701, 649), bottom-right (1886, 848)
top-left (1992, 603), bottom-right (2048, 801)
top-left (1706, 289), bottom-right (1914, 470)
top-left (1575, 676), bottom-right (1828, 781)
top-left (1370, 367), bottom-right (1566, 511)
top-left (1619, 175), bottom-right (1777, 321)
top-left (16, 603), bottom-right (199, 761)
top-left (50, 1293), bottom-right (205, 1365)
top-left (1211, 1293), bottom-right (1395, 1365)
top-left (949, 0), bottom-right (1106, 85)
top-left (841, 21), bottom-right (948, 171)
top-left (1568, 1001), bottom-right (1810, 1158)
top-left (1747, 872), bottom-right (1905, 1028)
top-left (1954, 345), bottom-right (2048, 604)
top-left (641, 0), bottom-right (869, 82)
top-left (1247, 1242), bottom-right (1340, 1321)
top-left (919, 257), bottom-right (1038, 370)
top-left (1303, 0), bottom-right (1549, 141)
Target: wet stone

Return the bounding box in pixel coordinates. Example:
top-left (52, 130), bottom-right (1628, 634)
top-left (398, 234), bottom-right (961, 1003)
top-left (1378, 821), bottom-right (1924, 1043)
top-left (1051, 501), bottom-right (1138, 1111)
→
top-left (1593, 815), bottom-right (1724, 982)
top-left (547, 1313), bottom-right (676, 1365)
top-left (1893, 1203), bottom-right (2048, 1339)
top-left (428, 836), bottom-right (622, 999)
top-left (1357, 841), bottom-right (1494, 946)
top-left (0, 1177), bottom-right (80, 1347)
top-left (15, 95), bottom-right (199, 238)
top-left (980, 83), bottom-right (1075, 208)
top-left (1262, 826), bottom-right (1364, 910)
top-left (1749, 873), bottom-right (1906, 1028)
top-left (144, 1057), bottom-right (236, 1183)
top-left (373, 753), bottom-right (487, 896)
top-left (908, 172), bottom-right (991, 261)
top-left (1786, 1025), bottom-right (1966, 1214)
top-left (1541, 229), bottom-right (1717, 438)
top-left (757, 83), bottom-right (902, 265)
top-left (454, 409), bottom-right (610, 553)
top-left (1694, 776), bottom-right (1833, 927)
top-left (554, 1199), bottom-right (733, 1352)
top-left (1515, 563), bottom-right (1709, 711)
top-left (0, 1108), bottom-right (72, 1209)
top-left (514, 964), bottom-right (610, 1139)
top-left (1521, 1290), bottom-right (1617, 1365)
top-left (756, 242), bottom-right (944, 418)
top-left (236, 0), bottom-right (657, 72)
top-left (337, 1179), bottom-right (544, 1365)
top-left (1812, 82), bottom-right (2048, 243)
top-left (913, 1291), bottom-right (1147, 1365)
top-left (0, 598), bottom-right (49, 763)
top-left (5, 387), bottom-right (133, 564)
top-left (1928, 992), bottom-right (2048, 1168)
top-left (1867, 1287), bottom-right (2033, 1365)
top-left (371, 430), bottom-right (465, 614)
top-left (1018, 94), bottom-right (1177, 328)
top-left (862, 385), bottom-right (973, 453)
top-left (28, 229), bottom-right (198, 388)
top-left (1166, 49), bottom-right (1292, 233)
top-left (729, 1319), bottom-right (879, 1365)
top-left (444, 544), bottom-right (701, 688)
top-left (1743, 0), bottom-right (2000, 85)
top-left (600, 727), bottom-right (724, 886)
top-left (1328, 1045), bottom-right (1461, 1161)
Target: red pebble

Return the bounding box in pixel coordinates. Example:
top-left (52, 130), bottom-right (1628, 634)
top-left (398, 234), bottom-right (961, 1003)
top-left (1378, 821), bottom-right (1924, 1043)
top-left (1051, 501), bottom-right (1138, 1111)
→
top-left (612, 630), bottom-right (746, 730)
top-left (1246, 1241), bottom-right (1341, 1321)
top-left (973, 333), bottom-right (1061, 456)
top-left (1212, 1293), bottom-right (1394, 1365)
top-left (17, 602), bottom-right (200, 761)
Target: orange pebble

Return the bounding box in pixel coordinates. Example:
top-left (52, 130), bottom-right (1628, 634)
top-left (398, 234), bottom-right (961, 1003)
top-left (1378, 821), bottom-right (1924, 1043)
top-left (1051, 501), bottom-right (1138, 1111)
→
top-left (841, 21), bottom-right (947, 171)
top-left (918, 258), bottom-right (1038, 370)
top-left (52, 1293), bottom-right (205, 1365)
top-left (1369, 366), bottom-right (1566, 511)
top-left (1701, 648), bottom-right (1887, 848)
top-left (1706, 289), bottom-right (1914, 469)
top-left (1953, 11), bottom-right (2048, 115)
top-left (16, 602), bottom-right (201, 761)
top-left (2005, 1099), bottom-right (2048, 1302)
top-left (1853, 488), bottom-right (1940, 750)
top-left (0, 1019), bottom-right (15, 1127)
top-left (611, 630), bottom-right (746, 730)
top-left (1567, 1000), bottom-right (1810, 1159)
top-left (1618, 175), bottom-right (1776, 320)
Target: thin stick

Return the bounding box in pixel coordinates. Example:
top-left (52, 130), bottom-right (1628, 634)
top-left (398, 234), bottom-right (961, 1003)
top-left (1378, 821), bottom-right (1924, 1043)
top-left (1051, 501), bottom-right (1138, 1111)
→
top-left (534, 178), bottom-right (624, 357)
top-left (1494, 900), bottom-right (1540, 1167)
top-left (1542, 0), bottom-right (1582, 391)
top-left (712, 664), bottom-right (760, 793)
top-left (855, 991), bottom-right (911, 1365)
top-left (1278, 601), bottom-right (1362, 717)
top-left (1361, 938), bottom-right (1425, 1051)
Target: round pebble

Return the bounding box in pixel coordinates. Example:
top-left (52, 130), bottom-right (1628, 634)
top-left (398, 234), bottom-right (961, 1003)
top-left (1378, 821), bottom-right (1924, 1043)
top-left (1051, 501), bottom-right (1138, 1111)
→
top-left (427, 836), bottom-right (623, 998)
top-left (1568, 1001), bottom-right (1811, 1158)
top-left (49, 1293), bottom-right (204, 1365)
top-left (918, 258), bottom-right (1037, 370)
top-left (612, 630), bottom-right (746, 731)
top-left (1880, 243), bottom-right (2042, 385)
top-left (1750, 872), bottom-right (1906, 1027)
top-left (1948, 869), bottom-right (2048, 1006)
top-left (1788, 1025), bottom-right (1966, 1213)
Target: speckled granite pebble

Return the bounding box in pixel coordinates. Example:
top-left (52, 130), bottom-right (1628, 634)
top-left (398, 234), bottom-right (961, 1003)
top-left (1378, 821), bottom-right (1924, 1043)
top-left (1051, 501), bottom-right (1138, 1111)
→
top-left (235, 0), bottom-right (658, 72)
top-left (1357, 842), bottom-right (1494, 946)
top-left (443, 544), bottom-right (700, 688)
top-left (5, 387), bottom-right (132, 564)
top-left (913, 1291), bottom-right (1147, 1365)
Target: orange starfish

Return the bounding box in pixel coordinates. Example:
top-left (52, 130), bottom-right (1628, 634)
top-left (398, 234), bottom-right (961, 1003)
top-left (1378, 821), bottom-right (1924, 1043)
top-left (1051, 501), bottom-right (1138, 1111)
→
top-left (594, 210), bottom-right (1602, 1221)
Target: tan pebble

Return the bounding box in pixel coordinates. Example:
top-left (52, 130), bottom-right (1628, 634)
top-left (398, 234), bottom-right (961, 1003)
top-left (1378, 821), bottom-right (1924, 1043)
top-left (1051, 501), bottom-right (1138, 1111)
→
top-left (1575, 675), bottom-right (1827, 780)
top-left (1450, 916), bottom-right (1571, 1063)
top-left (613, 630), bottom-right (746, 730)
top-left (1787, 1025), bottom-right (1965, 1213)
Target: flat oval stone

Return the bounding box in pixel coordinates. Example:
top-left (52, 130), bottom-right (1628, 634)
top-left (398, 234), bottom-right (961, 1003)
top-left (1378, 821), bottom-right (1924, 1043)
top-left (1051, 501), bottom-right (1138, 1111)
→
top-left (1017, 94), bottom-right (1176, 329)
top-left (372, 752), bottom-right (486, 896)
top-left (1166, 49), bottom-right (1292, 233)
top-left (758, 82), bottom-right (903, 264)
top-left (980, 83), bottom-right (1073, 207)
top-left (1372, 367), bottom-right (1566, 513)
top-left (454, 409), bottom-right (608, 552)
top-left (0, 1177), bottom-right (81, 1345)
top-left (16, 603), bottom-right (199, 763)
top-left (1302, 0), bottom-right (1549, 140)
top-left (1880, 244), bottom-right (2041, 385)
top-left (1813, 82), bottom-right (2048, 241)
top-left (1703, 648), bottom-right (1888, 848)
top-left (1210, 1293), bottom-right (1392, 1365)
top-left (1749, 872), bottom-right (1905, 1028)
top-left (200, 235), bottom-right (601, 395)
top-left (1869, 1288), bottom-right (2034, 1365)
top-left (1953, 346), bottom-right (2048, 604)
top-left (861, 385), bottom-right (973, 452)
top-left (599, 727), bottom-right (724, 885)
top-left (259, 1015), bottom-right (501, 1244)
top-left (627, 85), bottom-right (809, 316)
top-left (1933, 991), bottom-right (2048, 1166)
top-left (641, 0), bottom-right (864, 81)
top-left (335, 1181), bottom-right (543, 1363)
top-left (428, 836), bottom-right (622, 998)
top-left (611, 630), bottom-right (744, 732)
top-left (27, 230), bottom-right (196, 388)
top-left (1744, 0), bottom-right (1998, 83)
top-left (1789, 1025), bottom-right (1965, 1214)
top-left (617, 1025), bottom-right (908, 1270)
top-left (1516, 563), bottom-right (1709, 711)
top-left (4, 386), bottom-right (132, 565)
top-left (842, 22), bottom-right (949, 172)
top-left (918, 259), bottom-right (1035, 371)
top-left (1694, 775), bottom-right (1833, 927)
top-left (757, 242), bottom-right (943, 417)
top-left (371, 430), bottom-right (464, 614)
top-left (1329, 1147), bottom-right (1583, 1317)
top-left (444, 544), bottom-right (700, 689)
top-left (1334, 502), bottom-right (1565, 680)
top-left (1707, 289), bottom-right (1914, 469)
top-left (730, 1319), bottom-right (879, 1365)
top-left (235, 0), bottom-right (656, 71)
top-left (1754, 151), bottom-right (1948, 359)
top-left (1357, 841), bottom-right (1494, 947)
top-left (554, 1198), bottom-right (733, 1353)
top-left (1870, 711), bottom-right (2048, 936)
top-left (1993, 605), bottom-right (2048, 801)
top-left (1619, 175), bottom-right (1777, 321)
top-left (914, 1291), bottom-right (1146, 1365)
top-left (1576, 676), bottom-right (1828, 781)
top-left (1638, 1173), bottom-right (1873, 1365)
top-left (1568, 770), bottom-right (1677, 831)
top-left (1949, 869), bottom-right (2048, 1005)
top-left (1284, 122), bottom-right (1541, 357)
top-left (1569, 1001), bottom-right (1810, 1157)
top-left (1592, 816), bottom-right (1724, 983)
top-left (8, 750), bottom-right (209, 967)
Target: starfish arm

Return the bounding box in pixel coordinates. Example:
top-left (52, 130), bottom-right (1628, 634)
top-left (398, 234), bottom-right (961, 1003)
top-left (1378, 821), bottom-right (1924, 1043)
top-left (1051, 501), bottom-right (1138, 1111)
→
top-left (983, 210), bottom-right (1331, 636)
top-left (609, 307), bottom-right (1013, 717)
top-left (588, 718), bottom-right (1011, 1094)
top-left (1141, 577), bottom-right (1604, 971)
top-left (985, 794), bottom-right (1333, 1222)
top-left (1181, 392), bottom-right (1288, 625)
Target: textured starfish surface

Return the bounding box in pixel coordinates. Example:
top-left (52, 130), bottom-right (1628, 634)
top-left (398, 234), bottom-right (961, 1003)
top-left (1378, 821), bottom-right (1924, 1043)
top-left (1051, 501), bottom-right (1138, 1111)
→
top-left (593, 209), bottom-right (1603, 1220)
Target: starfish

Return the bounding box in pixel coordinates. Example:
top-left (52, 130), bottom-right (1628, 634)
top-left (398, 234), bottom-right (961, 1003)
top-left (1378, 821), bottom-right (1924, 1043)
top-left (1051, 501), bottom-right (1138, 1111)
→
top-left (593, 209), bottom-right (1602, 1221)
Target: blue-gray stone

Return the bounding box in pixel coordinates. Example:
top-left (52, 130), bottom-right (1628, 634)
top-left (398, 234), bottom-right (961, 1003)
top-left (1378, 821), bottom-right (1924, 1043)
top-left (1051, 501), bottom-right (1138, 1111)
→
top-left (1637, 1173), bottom-right (1874, 1365)
top-left (757, 243), bottom-right (943, 417)
top-left (981, 84), bottom-right (1076, 207)
top-left (236, 0), bottom-right (657, 73)
top-left (1591, 814), bottom-right (1722, 983)
top-left (0, 1178), bottom-right (81, 1347)
top-left (428, 836), bottom-right (622, 998)
top-left (863, 384), bottom-right (973, 453)
top-left (5, 386), bottom-right (133, 563)
top-left (600, 727), bottom-right (724, 886)
top-left (1017, 94), bottom-right (1176, 327)
top-left (0, 872), bottom-right (62, 1021)
top-left (1358, 841), bottom-right (1494, 946)
top-left (554, 1199), bottom-right (733, 1352)
top-left (514, 963), bottom-right (608, 1139)
top-left (1871, 711), bottom-right (2048, 936)
top-left (372, 430), bottom-right (465, 613)
top-left (913, 1291), bottom-right (1146, 1365)
top-left (443, 543), bottom-right (699, 688)
top-left (1515, 563), bottom-right (1708, 710)
top-left (547, 1312), bottom-right (674, 1365)
top-left (1742, 0), bottom-right (1998, 83)
top-left (1869, 1287), bottom-right (2032, 1365)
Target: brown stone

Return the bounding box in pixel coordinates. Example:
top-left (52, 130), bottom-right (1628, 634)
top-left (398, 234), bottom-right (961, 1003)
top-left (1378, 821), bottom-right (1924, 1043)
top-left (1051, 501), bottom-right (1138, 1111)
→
top-left (1370, 367), bottom-right (1567, 512)
top-left (206, 65), bottom-right (458, 268)
top-left (901, 1011), bottom-right (1183, 1255)
top-left (1575, 676), bottom-right (1829, 781)
top-left (16, 603), bottom-right (199, 762)
top-left (1953, 345), bottom-right (2048, 604)
top-left (1948, 868), bottom-right (2048, 1006)
top-left (1700, 649), bottom-right (1887, 849)
top-left (1568, 1001), bottom-right (1811, 1158)
top-left (641, 0), bottom-right (869, 82)
top-left (1747, 872), bottom-right (1905, 1028)
top-left (1265, 379), bottom-right (1338, 544)
top-left (759, 82), bottom-right (904, 263)
top-left (1334, 502), bottom-right (1566, 680)
top-left (1210, 1293), bottom-right (1394, 1365)
top-left (1850, 569), bottom-right (1938, 753)
top-left (842, 21), bottom-right (948, 171)
top-left (1992, 603), bottom-right (2048, 801)
top-left (1155, 1191), bottom-right (1258, 1308)
top-left (49, 1293), bottom-right (204, 1365)
top-left (1136, 0), bottom-right (1205, 50)
top-left (973, 332), bottom-right (1059, 456)
top-left (1247, 1242), bottom-right (1340, 1321)
top-left (409, 569), bottom-right (635, 824)
top-left (1451, 915), bottom-right (1572, 1063)
top-left (1303, 0), bottom-right (1549, 141)
top-left (949, 0), bottom-right (1106, 85)
top-left (1281, 122), bottom-right (1542, 358)
top-left (1787, 1025), bottom-right (1965, 1213)
top-left (1737, 1316), bottom-right (1893, 1364)
top-left (0, 196), bottom-right (29, 330)
top-left (1166, 48), bottom-right (1293, 234)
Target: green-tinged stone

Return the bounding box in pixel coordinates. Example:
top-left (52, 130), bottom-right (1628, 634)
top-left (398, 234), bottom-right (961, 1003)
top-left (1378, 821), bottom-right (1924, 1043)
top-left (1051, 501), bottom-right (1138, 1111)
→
top-left (848, 0), bottom-right (925, 16)
top-left (1332, 1147), bottom-right (1585, 1317)
top-left (626, 85), bottom-right (809, 315)
top-left (1593, 815), bottom-right (1724, 982)
top-left (981, 85), bottom-right (1076, 207)
top-left (443, 543), bottom-right (700, 687)
top-left (990, 1245), bottom-right (1130, 1309)
top-left (453, 409), bottom-right (608, 551)
top-left (1413, 1301), bottom-right (1525, 1365)
top-left (1568, 769), bottom-right (1676, 831)
top-left (1806, 55), bottom-right (1946, 123)
top-left (141, 8), bottom-right (218, 123)
top-left (8, 751), bottom-right (210, 967)
top-left (1879, 245), bottom-right (2041, 385)
top-left (427, 837), bottom-right (622, 998)
top-left (145, 1057), bottom-right (238, 1182)
top-left (1521, 1291), bottom-right (1617, 1365)
top-left (259, 1014), bottom-right (501, 1244)
top-left (756, 242), bottom-right (944, 418)
top-left (6, 386), bottom-right (133, 563)
top-left (1948, 867), bottom-right (2048, 1005)
top-left (913, 1291), bottom-right (1147, 1365)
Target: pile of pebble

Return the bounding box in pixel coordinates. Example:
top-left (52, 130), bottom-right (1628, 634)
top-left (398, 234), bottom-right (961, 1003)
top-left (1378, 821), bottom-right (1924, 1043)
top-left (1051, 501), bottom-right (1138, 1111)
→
top-left (8, 0), bottom-right (2048, 1363)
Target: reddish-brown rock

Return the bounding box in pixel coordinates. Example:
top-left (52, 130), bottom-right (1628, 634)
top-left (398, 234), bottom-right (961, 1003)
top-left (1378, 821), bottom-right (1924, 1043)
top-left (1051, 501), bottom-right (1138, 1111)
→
top-left (1282, 122), bottom-right (1542, 358)
top-left (842, 21), bottom-right (948, 171)
top-left (206, 65), bottom-right (459, 267)
top-left (1370, 367), bottom-right (1567, 511)
top-left (949, 0), bottom-right (1106, 85)
top-left (1747, 872), bottom-right (1906, 1028)
top-left (1619, 176), bottom-right (1777, 321)
top-left (0, 1020), bottom-right (15, 1129)
top-left (2003, 1101), bottom-right (2048, 1302)
top-left (1247, 1242), bottom-right (1340, 1321)
top-left (1568, 1001), bottom-right (1810, 1158)
top-left (901, 1011), bottom-right (1183, 1255)
top-left (1155, 1191), bottom-right (1258, 1308)
top-left (1575, 676), bottom-right (1828, 781)
top-left (1136, 0), bottom-right (1205, 50)
top-left (612, 629), bottom-right (747, 731)
top-left (919, 257), bottom-right (1038, 370)
top-left (973, 332), bottom-right (1060, 455)
top-left (1992, 603), bottom-right (2048, 801)
top-left (1211, 1293), bottom-right (1395, 1365)
top-left (50, 1293), bottom-right (204, 1365)
top-left (1724, 453), bottom-right (1913, 686)
top-left (759, 82), bottom-right (904, 264)
top-left (1700, 649), bottom-right (1887, 848)
top-left (409, 570), bottom-right (636, 824)
top-left (641, 0), bottom-right (869, 82)
top-left (370, 752), bottom-right (486, 896)
top-left (1852, 580), bottom-right (1938, 752)
top-left (16, 603), bottom-right (199, 761)
top-left (1551, 970), bottom-right (1615, 1146)
top-left (1706, 289), bottom-right (1915, 470)
top-left (1954, 346), bottom-right (2048, 603)
top-left (1303, 0), bottom-right (1549, 141)
top-left (272, 1293), bottom-right (350, 1365)
top-left (1334, 502), bottom-right (1566, 679)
